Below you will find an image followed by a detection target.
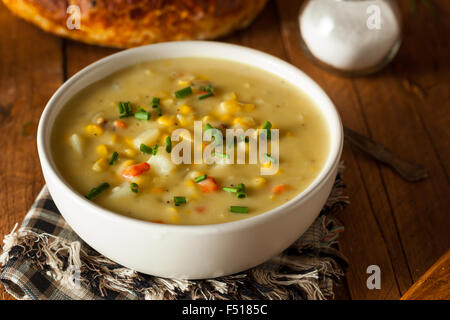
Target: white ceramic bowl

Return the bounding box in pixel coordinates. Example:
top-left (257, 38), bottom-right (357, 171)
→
top-left (37, 41), bottom-right (343, 279)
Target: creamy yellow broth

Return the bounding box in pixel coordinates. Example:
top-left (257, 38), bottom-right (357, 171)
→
top-left (51, 58), bottom-right (330, 225)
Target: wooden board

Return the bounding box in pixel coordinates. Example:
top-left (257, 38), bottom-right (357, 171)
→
top-left (402, 250), bottom-right (450, 300)
top-left (0, 0), bottom-right (449, 300)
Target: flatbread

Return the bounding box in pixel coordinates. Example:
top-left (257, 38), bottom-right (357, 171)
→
top-left (2, 0), bottom-right (268, 48)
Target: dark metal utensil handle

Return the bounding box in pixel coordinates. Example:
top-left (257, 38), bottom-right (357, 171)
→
top-left (344, 127), bottom-right (429, 182)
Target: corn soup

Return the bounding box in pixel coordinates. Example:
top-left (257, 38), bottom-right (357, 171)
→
top-left (51, 58), bottom-right (330, 225)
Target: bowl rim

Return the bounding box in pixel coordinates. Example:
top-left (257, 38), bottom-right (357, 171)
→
top-left (37, 41), bottom-right (343, 234)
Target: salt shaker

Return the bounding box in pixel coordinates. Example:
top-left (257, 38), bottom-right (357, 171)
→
top-left (298, 0), bottom-right (402, 76)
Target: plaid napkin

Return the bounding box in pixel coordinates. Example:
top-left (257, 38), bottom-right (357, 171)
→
top-left (0, 170), bottom-right (348, 300)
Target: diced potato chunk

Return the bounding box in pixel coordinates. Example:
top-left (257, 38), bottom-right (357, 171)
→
top-left (147, 152), bottom-right (175, 175)
top-left (133, 128), bottom-right (160, 149)
top-left (110, 183), bottom-right (136, 199)
top-left (69, 134), bottom-right (83, 156)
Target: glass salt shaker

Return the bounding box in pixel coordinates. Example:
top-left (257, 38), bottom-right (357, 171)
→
top-left (298, 0), bottom-right (402, 76)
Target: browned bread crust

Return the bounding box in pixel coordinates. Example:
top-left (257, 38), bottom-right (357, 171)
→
top-left (2, 0), bottom-right (268, 48)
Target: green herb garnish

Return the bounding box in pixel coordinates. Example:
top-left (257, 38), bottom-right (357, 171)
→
top-left (135, 108), bottom-right (150, 120)
top-left (130, 182), bottom-right (139, 193)
top-left (118, 101), bottom-right (134, 118)
top-left (198, 85), bottom-right (215, 100)
top-left (85, 182), bottom-right (110, 200)
top-left (205, 123), bottom-right (213, 131)
top-left (194, 174), bottom-right (207, 183)
top-left (140, 143), bottom-right (153, 154)
top-left (152, 97), bottom-right (162, 116)
top-left (165, 136), bottom-right (172, 153)
top-left (236, 183), bottom-right (247, 198)
top-left (224, 183), bottom-right (246, 198)
top-left (175, 86), bottom-right (192, 99)
top-left (264, 153), bottom-right (277, 163)
top-left (261, 120), bottom-right (272, 140)
top-left (214, 152), bottom-right (229, 159)
top-left (109, 151), bottom-right (118, 165)
top-left (174, 196), bottom-right (187, 206)
top-left (152, 144), bottom-right (158, 155)
top-left (230, 206), bottom-right (248, 214)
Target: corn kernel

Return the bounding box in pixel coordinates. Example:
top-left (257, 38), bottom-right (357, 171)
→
top-left (233, 116), bottom-right (255, 128)
top-left (178, 80), bottom-right (191, 86)
top-left (96, 117), bottom-right (106, 125)
top-left (96, 144), bottom-right (108, 157)
top-left (185, 180), bottom-right (195, 187)
top-left (124, 148), bottom-right (137, 157)
top-left (178, 104), bottom-right (193, 114)
top-left (161, 98), bottom-right (174, 107)
top-left (92, 157), bottom-right (108, 172)
top-left (124, 137), bottom-right (135, 149)
top-left (252, 177), bottom-right (267, 188)
top-left (120, 160), bottom-right (135, 172)
top-left (109, 133), bottom-right (118, 144)
top-left (218, 114), bottom-right (233, 122)
top-left (262, 161), bottom-right (272, 169)
top-left (176, 114), bottom-right (194, 126)
top-left (219, 99), bottom-right (240, 115)
top-left (85, 124), bottom-right (104, 136)
top-left (157, 115), bottom-right (176, 127)
top-left (201, 115), bottom-right (213, 123)
top-left (170, 215), bottom-right (180, 223)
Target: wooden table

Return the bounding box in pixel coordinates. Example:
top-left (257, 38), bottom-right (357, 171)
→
top-left (0, 0), bottom-right (449, 300)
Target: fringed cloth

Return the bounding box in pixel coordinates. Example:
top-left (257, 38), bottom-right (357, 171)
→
top-left (0, 169), bottom-right (349, 300)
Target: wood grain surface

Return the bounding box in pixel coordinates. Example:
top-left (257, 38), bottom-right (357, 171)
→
top-left (0, 0), bottom-right (449, 300)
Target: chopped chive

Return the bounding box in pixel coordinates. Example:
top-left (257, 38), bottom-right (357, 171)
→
top-left (174, 196), bottom-right (187, 206)
top-left (152, 97), bottom-right (160, 106)
top-left (214, 152), bottom-right (229, 159)
top-left (109, 152), bottom-right (118, 165)
top-left (230, 206), bottom-right (248, 214)
top-left (223, 183), bottom-right (247, 198)
top-left (205, 123), bottom-right (213, 131)
top-left (236, 183), bottom-right (247, 198)
top-left (194, 174), bottom-right (207, 183)
top-left (152, 144), bottom-right (158, 155)
top-left (130, 182), bottom-right (139, 193)
top-left (135, 110), bottom-right (150, 120)
top-left (175, 86), bottom-right (192, 99)
top-left (118, 102), bottom-right (133, 118)
top-left (261, 120), bottom-right (272, 140)
top-left (140, 143), bottom-right (153, 154)
top-left (264, 153), bottom-right (277, 163)
top-left (152, 97), bottom-right (162, 116)
top-left (199, 92), bottom-right (214, 100)
top-left (199, 85), bottom-right (214, 100)
top-left (85, 182), bottom-right (110, 200)
top-left (165, 136), bottom-right (172, 153)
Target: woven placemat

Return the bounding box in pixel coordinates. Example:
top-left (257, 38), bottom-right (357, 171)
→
top-left (0, 170), bottom-right (348, 300)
